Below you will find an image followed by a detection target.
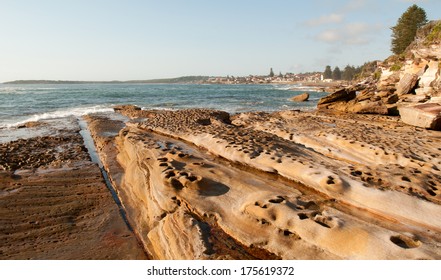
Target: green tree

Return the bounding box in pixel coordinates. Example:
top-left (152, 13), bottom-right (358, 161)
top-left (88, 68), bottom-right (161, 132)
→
top-left (269, 68), bottom-right (274, 77)
top-left (342, 65), bottom-right (356, 81)
top-left (323, 65), bottom-right (332, 79)
top-left (332, 66), bottom-right (342, 80)
top-left (391, 4), bottom-right (428, 55)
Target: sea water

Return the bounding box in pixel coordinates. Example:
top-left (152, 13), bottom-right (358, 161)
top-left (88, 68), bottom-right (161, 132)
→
top-left (0, 83), bottom-right (328, 129)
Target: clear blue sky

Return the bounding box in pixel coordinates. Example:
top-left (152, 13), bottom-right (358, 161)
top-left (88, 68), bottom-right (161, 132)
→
top-left (1, 0), bottom-right (439, 81)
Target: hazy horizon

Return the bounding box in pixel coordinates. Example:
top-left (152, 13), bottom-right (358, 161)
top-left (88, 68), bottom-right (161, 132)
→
top-left (1, 0), bottom-right (440, 83)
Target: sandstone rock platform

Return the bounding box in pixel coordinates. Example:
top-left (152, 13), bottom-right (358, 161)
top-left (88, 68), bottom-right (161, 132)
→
top-left (0, 118), bottom-right (147, 259)
top-left (81, 107), bottom-right (441, 260)
top-left (2, 108), bottom-right (441, 260)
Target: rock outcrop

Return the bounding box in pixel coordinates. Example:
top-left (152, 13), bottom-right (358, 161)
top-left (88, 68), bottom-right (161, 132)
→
top-left (399, 103), bottom-right (441, 129)
top-left (82, 107), bottom-right (441, 260)
top-left (0, 118), bottom-right (147, 259)
top-left (290, 93), bottom-right (309, 102)
top-left (317, 20), bottom-right (441, 129)
top-left (3, 108), bottom-right (441, 259)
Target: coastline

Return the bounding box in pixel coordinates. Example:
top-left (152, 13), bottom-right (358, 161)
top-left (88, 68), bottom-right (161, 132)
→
top-left (1, 106), bottom-right (440, 259)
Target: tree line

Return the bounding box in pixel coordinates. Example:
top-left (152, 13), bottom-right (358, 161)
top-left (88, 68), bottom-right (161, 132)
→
top-left (322, 65), bottom-right (363, 81)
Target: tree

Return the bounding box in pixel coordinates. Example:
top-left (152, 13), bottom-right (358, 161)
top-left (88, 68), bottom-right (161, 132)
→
top-left (269, 68), bottom-right (274, 77)
top-left (391, 4), bottom-right (427, 55)
top-left (342, 65), bottom-right (356, 81)
top-left (332, 66), bottom-right (342, 80)
top-left (323, 65), bottom-right (332, 79)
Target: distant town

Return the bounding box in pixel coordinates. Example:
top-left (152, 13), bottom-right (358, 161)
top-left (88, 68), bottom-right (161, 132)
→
top-left (205, 71), bottom-right (324, 85)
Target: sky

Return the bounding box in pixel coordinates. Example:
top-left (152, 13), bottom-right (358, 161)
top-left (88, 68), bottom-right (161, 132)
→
top-left (0, 0), bottom-right (440, 82)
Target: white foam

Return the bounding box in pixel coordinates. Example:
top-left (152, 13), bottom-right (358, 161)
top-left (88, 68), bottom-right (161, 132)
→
top-left (2, 105), bottom-right (114, 129)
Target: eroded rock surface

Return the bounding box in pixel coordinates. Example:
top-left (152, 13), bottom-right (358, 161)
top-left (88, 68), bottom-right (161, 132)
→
top-left (85, 107), bottom-right (441, 260)
top-left (0, 119), bottom-right (147, 259)
top-left (316, 21), bottom-right (441, 128)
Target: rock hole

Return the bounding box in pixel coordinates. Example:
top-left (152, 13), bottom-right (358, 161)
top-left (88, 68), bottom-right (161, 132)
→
top-left (165, 171), bottom-right (175, 179)
top-left (401, 176), bottom-right (411, 182)
top-left (314, 220), bottom-right (331, 228)
top-left (187, 175), bottom-right (198, 182)
top-left (283, 229), bottom-right (293, 236)
top-left (390, 235), bottom-right (421, 249)
top-left (298, 213), bottom-right (308, 220)
top-left (427, 189), bottom-right (436, 196)
top-left (269, 197), bottom-right (285, 204)
top-left (170, 178), bottom-right (184, 190)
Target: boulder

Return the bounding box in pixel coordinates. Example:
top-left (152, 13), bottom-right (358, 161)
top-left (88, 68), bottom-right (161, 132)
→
top-left (317, 88), bottom-right (356, 108)
top-left (419, 60), bottom-right (439, 88)
top-left (399, 103), bottom-right (441, 130)
top-left (349, 100), bottom-right (389, 115)
top-left (290, 92), bottom-right (309, 102)
top-left (396, 73), bottom-right (419, 95)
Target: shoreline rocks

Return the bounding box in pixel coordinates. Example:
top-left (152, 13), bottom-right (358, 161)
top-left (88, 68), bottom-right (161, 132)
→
top-left (0, 119), bottom-right (147, 260)
top-left (399, 103), bottom-right (441, 130)
top-left (81, 107), bottom-right (441, 260)
top-left (316, 21), bottom-right (441, 130)
top-left (290, 92), bottom-right (309, 102)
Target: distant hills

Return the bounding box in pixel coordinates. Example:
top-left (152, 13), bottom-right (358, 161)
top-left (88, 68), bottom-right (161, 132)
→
top-left (2, 76), bottom-right (210, 85)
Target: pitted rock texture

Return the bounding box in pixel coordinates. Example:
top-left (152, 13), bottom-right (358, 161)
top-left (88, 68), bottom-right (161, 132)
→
top-left (85, 108), bottom-right (441, 260)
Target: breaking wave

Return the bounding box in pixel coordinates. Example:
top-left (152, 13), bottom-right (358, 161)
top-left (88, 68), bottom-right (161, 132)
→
top-left (2, 105), bottom-right (114, 129)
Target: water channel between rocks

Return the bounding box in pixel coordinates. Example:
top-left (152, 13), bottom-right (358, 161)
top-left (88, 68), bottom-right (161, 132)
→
top-left (77, 117), bottom-right (133, 232)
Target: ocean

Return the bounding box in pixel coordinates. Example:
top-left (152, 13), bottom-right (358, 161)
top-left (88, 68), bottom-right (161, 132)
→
top-left (0, 83), bottom-right (328, 129)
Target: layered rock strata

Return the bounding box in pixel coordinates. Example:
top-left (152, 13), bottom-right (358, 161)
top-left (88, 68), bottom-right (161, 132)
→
top-left (317, 21), bottom-right (441, 130)
top-left (86, 107), bottom-right (441, 260)
top-left (0, 118), bottom-right (147, 259)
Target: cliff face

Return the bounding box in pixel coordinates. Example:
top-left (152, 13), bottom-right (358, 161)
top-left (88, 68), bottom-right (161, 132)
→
top-left (318, 20), bottom-right (441, 130)
top-left (86, 107), bottom-right (441, 260)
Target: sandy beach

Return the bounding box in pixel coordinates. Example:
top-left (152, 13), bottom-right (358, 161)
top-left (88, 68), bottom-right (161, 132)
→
top-left (2, 106), bottom-right (440, 259)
